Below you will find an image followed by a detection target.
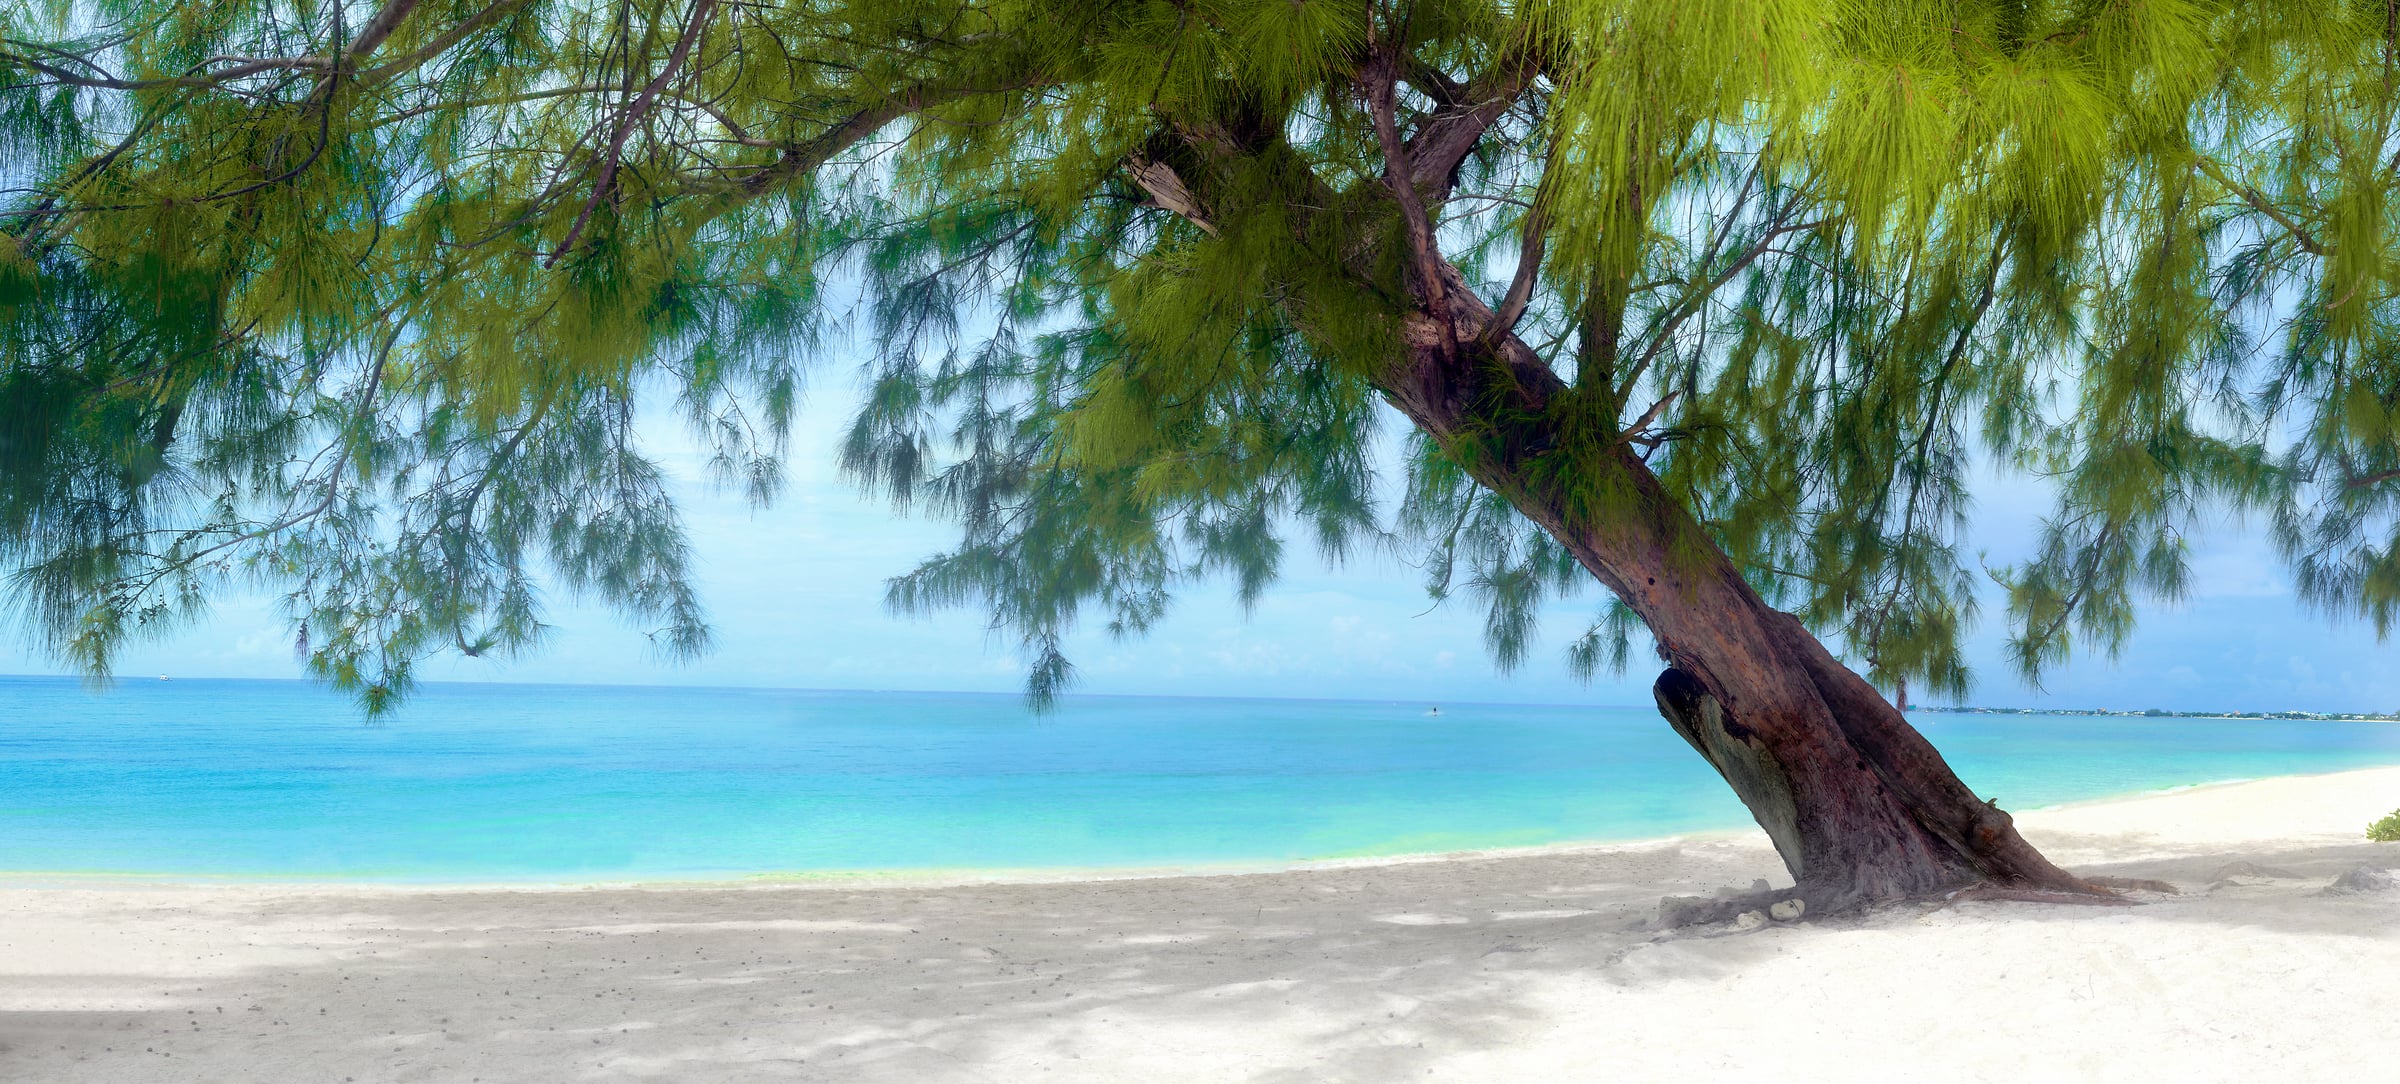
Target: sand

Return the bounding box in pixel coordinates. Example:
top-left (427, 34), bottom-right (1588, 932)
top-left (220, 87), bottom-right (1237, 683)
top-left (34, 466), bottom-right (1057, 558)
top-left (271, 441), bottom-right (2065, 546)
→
top-left (4, 767), bottom-right (2397, 1082)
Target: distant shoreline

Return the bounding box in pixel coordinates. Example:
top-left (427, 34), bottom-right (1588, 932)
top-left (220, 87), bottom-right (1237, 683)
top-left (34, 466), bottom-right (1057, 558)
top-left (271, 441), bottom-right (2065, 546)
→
top-left (10, 671), bottom-right (2397, 720)
top-left (1917, 705), bottom-right (2400, 722)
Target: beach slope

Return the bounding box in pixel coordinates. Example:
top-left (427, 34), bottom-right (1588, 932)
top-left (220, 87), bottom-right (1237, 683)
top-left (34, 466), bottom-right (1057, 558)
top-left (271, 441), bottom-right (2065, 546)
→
top-left (4, 767), bottom-right (2398, 1081)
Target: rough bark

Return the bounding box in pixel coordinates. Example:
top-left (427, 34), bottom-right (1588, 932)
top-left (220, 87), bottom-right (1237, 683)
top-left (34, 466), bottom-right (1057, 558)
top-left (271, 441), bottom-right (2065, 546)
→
top-left (1368, 268), bottom-right (2106, 914)
top-left (1653, 669), bottom-right (1804, 875)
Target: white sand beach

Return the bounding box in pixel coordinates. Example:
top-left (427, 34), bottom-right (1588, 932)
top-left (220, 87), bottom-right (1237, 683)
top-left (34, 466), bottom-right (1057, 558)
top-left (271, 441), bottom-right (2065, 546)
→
top-left (4, 766), bottom-right (2397, 1082)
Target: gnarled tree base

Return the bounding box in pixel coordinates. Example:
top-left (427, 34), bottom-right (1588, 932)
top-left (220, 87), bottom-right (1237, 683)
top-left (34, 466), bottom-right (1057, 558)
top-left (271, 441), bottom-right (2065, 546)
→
top-left (1652, 651), bottom-right (2115, 917)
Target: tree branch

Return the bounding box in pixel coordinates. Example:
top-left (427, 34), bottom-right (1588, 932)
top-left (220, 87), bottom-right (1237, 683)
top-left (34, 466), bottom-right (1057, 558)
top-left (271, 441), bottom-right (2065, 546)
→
top-left (358, 0), bottom-right (536, 85)
top-left (347, 0), bottom-right (428, 61)
top-left (1123, 154), bottom-right (1218, 236)
top-left (1400, 54), bottom-right (1468, 109)
top-left (1616, 390), bottom-right (1683, 446)
top-left (0, 51), bottom-right (330, 90)
top-left (2344, 466), bottom-right (2400, 490)
top-left (1619, 216), bottom-right (1826, 402)
top-left (1401, 34), bottom-right (1544, 196)
top-left (730, 77), bottom-right (1033, 199)
top-left (3, 0), bottom-right (424, 90)
top-left (1484, 196), bottom-right (1546, 345)
top-left (546, 0), bottom-right (719, 267)
top-left (1366, 50), bottom-right (1448, 313)
top-left (2193, 155), bottom-right (2324, 256)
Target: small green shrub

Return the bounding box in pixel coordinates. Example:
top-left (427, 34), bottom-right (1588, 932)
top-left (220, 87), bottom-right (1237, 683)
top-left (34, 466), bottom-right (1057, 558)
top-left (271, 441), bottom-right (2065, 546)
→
top-left (2371, 809), bottom-right (2400, 843)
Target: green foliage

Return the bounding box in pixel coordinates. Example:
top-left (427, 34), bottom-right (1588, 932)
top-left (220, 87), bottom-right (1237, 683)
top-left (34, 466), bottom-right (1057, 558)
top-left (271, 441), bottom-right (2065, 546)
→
top-left (2371, 809), bottom-right (2400, 843)
top-left (7, 1), bottom-right (2400, 711)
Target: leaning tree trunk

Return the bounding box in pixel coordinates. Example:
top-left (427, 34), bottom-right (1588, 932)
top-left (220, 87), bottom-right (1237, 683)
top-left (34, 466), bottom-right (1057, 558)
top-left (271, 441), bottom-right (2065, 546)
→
top-left (1374, 277), bottom-right (2104, 915)
top-left (1551, 456), bottom-right (2094, 913)
top-left (1111, 54), bottom-right (2095, 914)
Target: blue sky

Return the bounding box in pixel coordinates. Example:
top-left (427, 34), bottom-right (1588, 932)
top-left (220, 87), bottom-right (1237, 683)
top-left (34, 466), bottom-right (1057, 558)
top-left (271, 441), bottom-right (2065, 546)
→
top-left (3, 384), bottom-right (2394, 713)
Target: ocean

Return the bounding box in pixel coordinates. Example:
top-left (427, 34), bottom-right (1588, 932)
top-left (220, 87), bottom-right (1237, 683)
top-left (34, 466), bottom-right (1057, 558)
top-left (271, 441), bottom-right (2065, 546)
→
top-left (4, 676), bottom-right (2397, 882)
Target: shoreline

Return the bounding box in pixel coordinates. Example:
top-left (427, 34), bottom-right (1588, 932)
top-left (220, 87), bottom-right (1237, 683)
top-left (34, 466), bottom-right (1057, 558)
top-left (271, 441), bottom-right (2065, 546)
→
top-left (5, 763), bottom-right (2391, 893)
top-left (0, 830), bottom-right (1766, 894)
top-left (4, 764), bottom-right (2396, 1081)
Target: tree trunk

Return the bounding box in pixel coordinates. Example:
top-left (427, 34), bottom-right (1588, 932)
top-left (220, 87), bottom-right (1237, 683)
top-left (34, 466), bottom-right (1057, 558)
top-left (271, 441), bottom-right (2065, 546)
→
top-left (1563, 456), bottom-right (2094, 912)
top-left (1372, 277), bottom-right (2104, 914)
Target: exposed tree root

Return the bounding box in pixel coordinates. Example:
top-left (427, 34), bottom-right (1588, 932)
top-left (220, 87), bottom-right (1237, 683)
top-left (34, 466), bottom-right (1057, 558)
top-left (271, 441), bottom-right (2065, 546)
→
top-left (2083, 875), bottom-right (2180, 895)
top-left (1654, 889), bottom-right (1804, 929)
top-left (1656, 875), bottom-right (2141, 930)
top-left (1941, 885), bottom-right (2136, 907)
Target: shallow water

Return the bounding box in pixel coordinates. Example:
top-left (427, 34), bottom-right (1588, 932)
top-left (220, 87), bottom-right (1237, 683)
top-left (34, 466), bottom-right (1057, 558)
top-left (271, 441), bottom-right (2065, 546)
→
top-left (4, 676), bottom-right (2396, 881)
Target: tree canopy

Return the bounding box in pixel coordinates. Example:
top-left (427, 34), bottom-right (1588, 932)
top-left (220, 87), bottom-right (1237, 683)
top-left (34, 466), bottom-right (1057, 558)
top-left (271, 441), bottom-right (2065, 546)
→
top-left (4, 0), bottom-right (2398, 711)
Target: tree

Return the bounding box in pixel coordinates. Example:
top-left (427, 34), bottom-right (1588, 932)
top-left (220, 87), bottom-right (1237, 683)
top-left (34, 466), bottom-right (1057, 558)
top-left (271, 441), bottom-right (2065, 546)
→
top-left (5, 1), bottom-right (2396, 911)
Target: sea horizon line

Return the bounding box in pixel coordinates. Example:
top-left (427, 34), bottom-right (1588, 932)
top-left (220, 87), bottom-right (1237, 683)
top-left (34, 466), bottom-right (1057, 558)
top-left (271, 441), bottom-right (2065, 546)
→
top-left (8, 670), bottom-right (2399, 720)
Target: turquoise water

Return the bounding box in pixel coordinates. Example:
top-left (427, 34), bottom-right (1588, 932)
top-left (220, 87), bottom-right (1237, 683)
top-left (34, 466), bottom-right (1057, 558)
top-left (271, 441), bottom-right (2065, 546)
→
top-left (4, 676), bottom-right (2398, 881)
